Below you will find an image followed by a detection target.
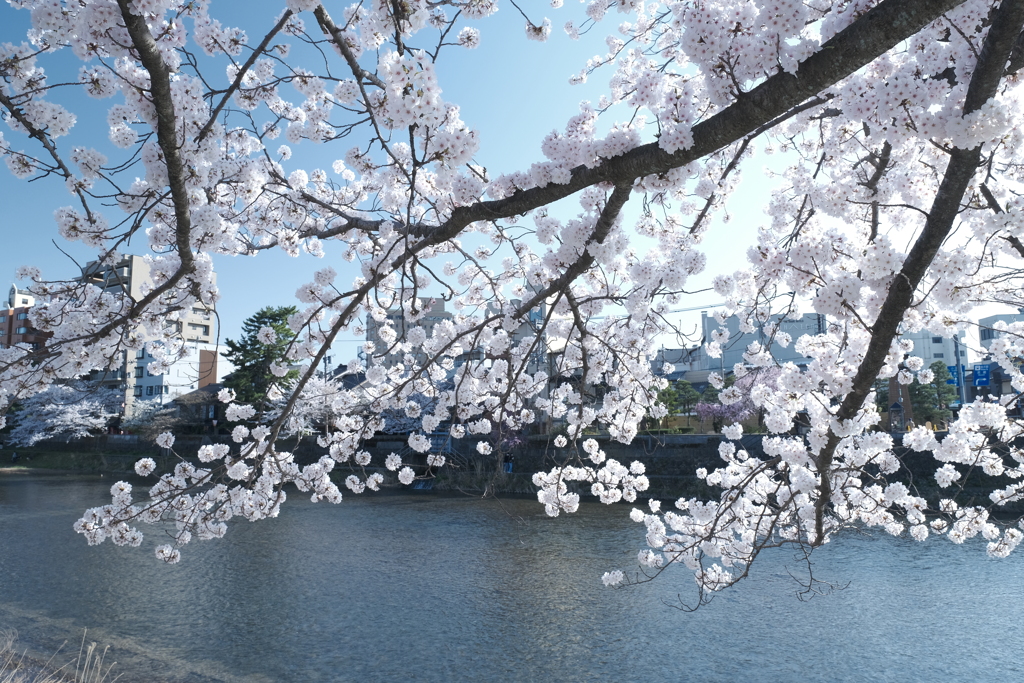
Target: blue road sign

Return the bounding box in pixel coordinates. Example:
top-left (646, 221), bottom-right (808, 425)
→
top-left (946, 365), bottom-right (963, 386)
top-left (973, 363), bottom-right (991, 387)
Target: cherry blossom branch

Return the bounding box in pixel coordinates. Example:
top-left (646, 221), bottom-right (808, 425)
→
top-left (810, 0), bottom-right (1024, 546)
top-left (114, 0), bottom-right (195, 281)
top-left (313, 6), bottom-right (386, 89)
top-left (399, 0), bottom-right (966, 241)
top-left (194, 10), bottom-right (294, 144)
top-left (0, 89), bottom-right (95, 222)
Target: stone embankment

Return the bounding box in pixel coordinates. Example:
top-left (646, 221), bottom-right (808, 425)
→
top-left (7, 432), bottom-right (729, 500)
top-left (12, 431), bottom-right (1019, 512)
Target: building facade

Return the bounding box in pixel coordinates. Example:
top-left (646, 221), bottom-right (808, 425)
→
top-left (80, 255), bottom-right (221, 415)
top-left (978, 311), bottom-right (1024, 352)
top-left (1, 285), bottom-right (49, 350)
top-left (900, 327), bottom-right (969, 369)
top-left (697, 311), bottom-right (829, 373)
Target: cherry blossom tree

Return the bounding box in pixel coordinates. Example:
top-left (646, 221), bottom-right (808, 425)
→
top-left (5, 381), bottom-right (121, 446)
top-left (4, 0), bottom-right (1024, 600)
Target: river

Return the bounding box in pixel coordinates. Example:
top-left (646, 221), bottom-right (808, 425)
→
top-left (1, 472), bottom-right (1022, 682)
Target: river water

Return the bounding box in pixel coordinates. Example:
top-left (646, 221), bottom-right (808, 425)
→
top-left (1, 472), bottom-right (1022, 682)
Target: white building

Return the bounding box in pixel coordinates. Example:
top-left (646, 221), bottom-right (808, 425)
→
top-left (365, 298), bottom-right (547, 375)
top-left (80, 255), bottom-right (222, 415)
top-left (900, 327), bottom-right (969, 370)
top-left (978, 311), bottom-right (1024, 352)
top-left (130, 338), bottom-right (222, 409)
top-left (695, 311), bottom-right (829, 373)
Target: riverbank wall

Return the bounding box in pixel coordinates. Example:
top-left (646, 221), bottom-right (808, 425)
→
top-left (10, 432), bottom-right (1021, 511)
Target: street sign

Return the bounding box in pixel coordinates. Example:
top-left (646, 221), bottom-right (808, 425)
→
top-left (973, 363), bottom-right (991, 387)
top-left (946, 365), bottom-right (963, 386)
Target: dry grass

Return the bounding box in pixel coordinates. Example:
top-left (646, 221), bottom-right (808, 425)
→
top-left (1, 630), bottom-right (119, 683)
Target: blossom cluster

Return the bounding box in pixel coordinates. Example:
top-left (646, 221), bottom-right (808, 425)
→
top-left (2, 0), bottom-right (1024, 596)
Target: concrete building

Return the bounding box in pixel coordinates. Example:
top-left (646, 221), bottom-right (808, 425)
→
top-left (697, 311), bottom-right (828, 373)
top-left (900, 327), bottom-right (969, 369)
top-left (1, 285), bottom-right (49, 350)
top-left (80, 255), bottom-right (220, 415)
top-left (978, 311), bottom-right (1024, 352)
top-left (365, 299), bottom-right (454, 367)
top-left (365, 298), bottom-right (547, 374)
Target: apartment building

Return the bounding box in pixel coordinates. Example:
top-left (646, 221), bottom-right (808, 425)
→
top-left (697, 311), bottom-right (829, 373)
top-left (900, 327), bottom-right (969, 368)
top-left (365, 298), bottom-right (549, 375)
top-left (0, 285), bottom-right (49, 350)
top-left (80, 255), bottom-right (220, 415)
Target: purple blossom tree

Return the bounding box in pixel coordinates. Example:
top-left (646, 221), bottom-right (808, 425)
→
top-left (695, 401), bottom-right (755, 433)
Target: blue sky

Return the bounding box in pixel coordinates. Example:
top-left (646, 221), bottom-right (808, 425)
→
top-left (0, 1), bottom-right (772, 362)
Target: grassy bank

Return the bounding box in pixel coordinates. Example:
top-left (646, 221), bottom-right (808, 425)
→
top-left (1, 630), bottom-right (117, 683)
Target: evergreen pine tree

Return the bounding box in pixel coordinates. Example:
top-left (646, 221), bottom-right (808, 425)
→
top-left (223, 306), bottom-right (300, 405)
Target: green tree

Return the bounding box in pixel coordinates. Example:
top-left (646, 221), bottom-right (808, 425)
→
top-left (655, 382), bottom-right (681, 417)
top-left (874, 378), bottom-right (890, 413)
top-left (909, 361), bottom-right (958, 426)
top-left (653, 379), bottom-right (702, 428)
top-left (223, 306), bottom-right (300, 405)
top-left (698, 373), bottom-right (735, 405)
top-left (676, 380), bottom-right (701, 427)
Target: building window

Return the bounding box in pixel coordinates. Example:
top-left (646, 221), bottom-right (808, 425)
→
top-left (15, 327), bottom-right (27, 334)
top-left (135, 366), bottom-right (144, 378)
top-left (136, 349), bottom-right (145, 358)
top-left (20, 298), bottom-right (27, 305)
top-left (931, 336), bottom-right (942, 343)
top-left (0, 316), bottom-right (6, 322)
top-left (146, 386), bottom-right (153, 396)
top-left (134, 387), bottom-right (142, 397)
top-left (934, 352), bottom-right (944, 358)
top-left (163, 386), bottom-right (169, 394)
top-left (981, 329), bottom-right (996, 341)
top-left (188, 323), bottom-right (210, 336)
top-left (960, 350), bottom-right (966, 356)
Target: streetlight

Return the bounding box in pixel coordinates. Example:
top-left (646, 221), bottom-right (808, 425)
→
top-left (322, 355), bottom-right (332, 437)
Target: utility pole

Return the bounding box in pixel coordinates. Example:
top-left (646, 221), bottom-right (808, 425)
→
top-left (322, 354), bottom-right (332, 437)
top-left (953, 336), bottom-right (967, 406)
